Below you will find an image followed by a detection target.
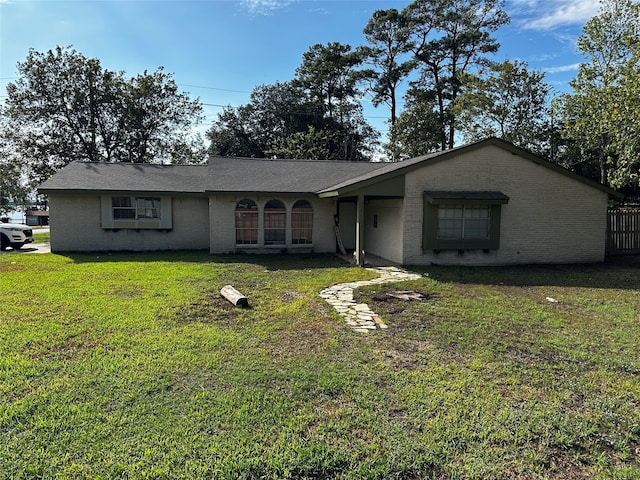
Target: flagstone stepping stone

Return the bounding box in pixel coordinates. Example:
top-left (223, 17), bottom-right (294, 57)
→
top-left (319, 266), bottom-right (422, 333)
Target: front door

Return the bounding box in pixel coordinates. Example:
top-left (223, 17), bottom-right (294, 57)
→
top-left (338, 200), bottom-right (356, 251)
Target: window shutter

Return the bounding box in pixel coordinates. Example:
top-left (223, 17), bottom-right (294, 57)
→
top-left (101, 196), bottom-right (114, 229)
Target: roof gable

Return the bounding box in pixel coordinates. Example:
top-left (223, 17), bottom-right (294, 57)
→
top-left (318, 138), bottom-right (621, 199)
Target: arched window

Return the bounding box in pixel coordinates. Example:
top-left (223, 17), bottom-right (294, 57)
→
top-left (235, 199), bottom-right (258, 245)
top-left (292, 200), bottom-right (313, 245)
top-left (264, 199), bottom-right (286, 245)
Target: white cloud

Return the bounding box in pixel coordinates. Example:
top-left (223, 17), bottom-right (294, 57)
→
top-left (241, 0), bottom-right (292, 15)
top-left (527, 52), bottom-right (559, 62)
top-left (543, 62), bottom-right (581, 74)
top-left (509, 0), bottom-right (539, 7)
top-left (511, 0), bottom-right (601, 30)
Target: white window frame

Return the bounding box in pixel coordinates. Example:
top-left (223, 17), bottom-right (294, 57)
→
top-left (437, 205), bottom-right (491, 241)
top-left (112, 197), bottom-right (162, 221)
top-left (263, 199), bottom-right (286, 246)
top-left (291, 200), bottom-right (313, 245)
top-left (101, 195), bottom-right (172, 230)
top-left (423, 191), bottom-right (509, 251)
top-left (235, 199), bottom-right (259, 245)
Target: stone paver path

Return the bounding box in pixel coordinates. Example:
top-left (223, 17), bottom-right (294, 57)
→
top-left (320, 266), bottom-right (422, 333)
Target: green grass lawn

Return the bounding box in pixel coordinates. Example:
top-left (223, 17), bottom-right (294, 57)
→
top-left (1, 252), bottom-right (639, 479)
top-left (32, 231), bottom-right (50, 244)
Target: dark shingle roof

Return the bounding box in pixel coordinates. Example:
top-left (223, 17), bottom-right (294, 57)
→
top-left (38, 138), bottom-right (620, 199)
top-left (38, 162), bottom-right (211, 194)
top-left (205, 156), bottom-right (386, 193)
top-left (38, 157), bottom-right (388, 194)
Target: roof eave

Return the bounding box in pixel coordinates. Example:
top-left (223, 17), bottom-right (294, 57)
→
top-left (38, 188), bottom-right (206, 196)
top-left (204, 190), bottom-right (318, 195)
top-left (317, 191), bottom-right (339, 198)
top-left (318, 167), bottom-right (410, 196)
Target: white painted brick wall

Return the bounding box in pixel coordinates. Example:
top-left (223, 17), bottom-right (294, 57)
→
top-left (402, 145), bottom-right (609, 265)
top-left (208, 194), bottom-right (337, 254)
top-left (48, 195), bottom-right (210, 252)
top-left (49, 193), bottom-right (337, 254)
top-left (363, 198), bottom-right (404, 263)
top-left (48, 145), bottom-right (606, 265)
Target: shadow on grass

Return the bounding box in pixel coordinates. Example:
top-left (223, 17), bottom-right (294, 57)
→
top-left (59, 250), bottom-right (354, 271)
top-left (44, 250), bottom-right (640, 290)
top-left (407, 257), bottom-right (640, 290)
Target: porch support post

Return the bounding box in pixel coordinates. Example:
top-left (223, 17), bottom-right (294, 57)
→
top-left (355, 192), bottom-right (364, 266)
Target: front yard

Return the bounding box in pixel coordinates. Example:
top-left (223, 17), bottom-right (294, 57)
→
top-left (0, 252), bottom-right (638, 479)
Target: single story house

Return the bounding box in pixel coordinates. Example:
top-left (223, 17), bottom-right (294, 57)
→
top-left (25, 209), bottom-right (50, 226)
top-left (38, 138), bottom-right (620, 265)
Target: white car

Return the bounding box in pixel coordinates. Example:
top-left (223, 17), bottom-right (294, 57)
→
top-left (0, 222), bottom-right (34, 251)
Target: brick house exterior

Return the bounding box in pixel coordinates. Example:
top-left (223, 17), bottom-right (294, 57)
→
top-left (39, 138), bottom-right (619, 265)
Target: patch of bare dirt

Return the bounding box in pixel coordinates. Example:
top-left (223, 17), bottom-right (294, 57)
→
top-left (355, 288), bottom-right (436, 317)
top-left (175, 295), bottom-right (242, 326)
top-left (23, 334), bottom-right (99, 361)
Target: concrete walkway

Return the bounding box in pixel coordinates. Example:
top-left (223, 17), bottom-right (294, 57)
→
top-left (23, 242), bottom-right (51, 254)
top-left (320, 266), bottom-right (422, 333)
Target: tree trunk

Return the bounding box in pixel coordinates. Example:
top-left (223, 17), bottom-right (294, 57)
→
top-left (220, 285), bottom-right (249, 308)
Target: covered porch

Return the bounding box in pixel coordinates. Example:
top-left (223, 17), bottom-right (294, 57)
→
top-left (321, 173), bottom-right (406, 266)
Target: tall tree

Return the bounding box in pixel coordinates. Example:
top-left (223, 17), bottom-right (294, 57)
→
top-left (361, 8), bottom-right (416, 161)
top-left (361, 8), bottom-right (415, 127)
top-left (0, 113), bottom-right (27, 218)
top-left (386, 88), bottom-right (441, 160)
top-left (403, 0), bottom-right (510, 150)
top-left (207, 104), bottom-right (266, 158)
top-left (549, 95), bottom-right (602, 181)
top-left (612, 42), bottom-right (640, 187)
top-left (207, 82), bottom-right (378, 161)
top-left (294, 42), bottom-right (367, 123)
top-left (208, 49), bottom-right (379, 161)
top-left (455, 60), bottom-right (550, 154)
top-left (292, 42), bottom-right (380, 160)
top-left (207, 81), bottom-right (323, 158)
top-left (2, 46), bottom-right (204, 188)
top-left (120, 68), bottom-right (205, 163)
top-left (560, 0), bottom-right (640, 188)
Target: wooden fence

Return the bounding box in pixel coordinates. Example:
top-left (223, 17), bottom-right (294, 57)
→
top-left (607, 208), bottom-right (640, 255)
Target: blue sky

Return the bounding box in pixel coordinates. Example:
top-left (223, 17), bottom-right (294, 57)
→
top-left (0, 0), bottom-right (601, 137)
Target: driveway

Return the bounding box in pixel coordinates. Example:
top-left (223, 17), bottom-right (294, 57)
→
top-left (3, 242), bottom-right (52, 254)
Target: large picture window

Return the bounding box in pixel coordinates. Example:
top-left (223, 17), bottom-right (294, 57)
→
top-left (291, 200), bottom-right (313, 245)
top-left (235, 199), bottom-right (258, 245)
top-left (264, 199), bottom-right (286, 245)
top-left (423, 191), bottom-right (509, 250)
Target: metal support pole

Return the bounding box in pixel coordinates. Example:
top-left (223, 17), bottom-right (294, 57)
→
top-left (355, 192), bottom-right (364, 266)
